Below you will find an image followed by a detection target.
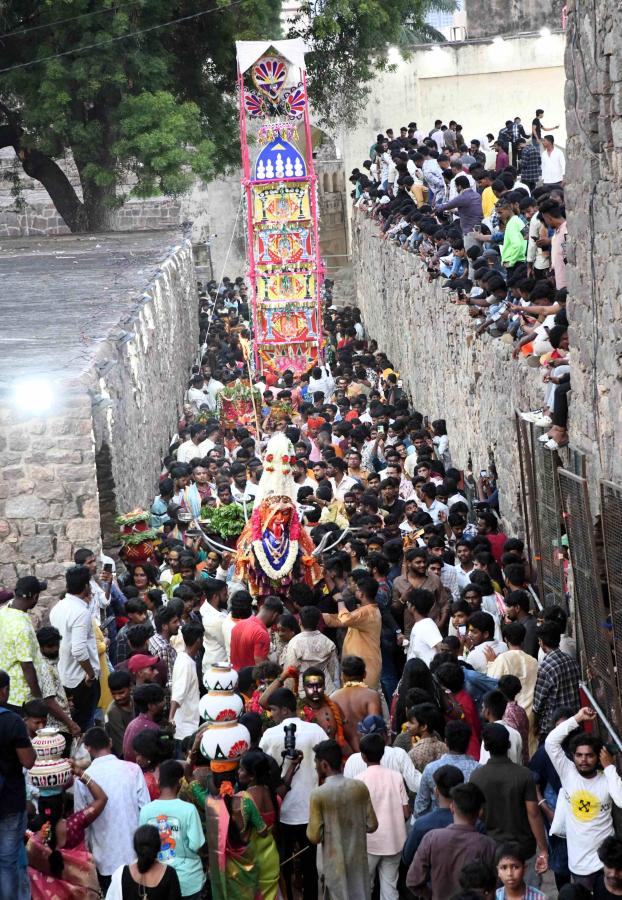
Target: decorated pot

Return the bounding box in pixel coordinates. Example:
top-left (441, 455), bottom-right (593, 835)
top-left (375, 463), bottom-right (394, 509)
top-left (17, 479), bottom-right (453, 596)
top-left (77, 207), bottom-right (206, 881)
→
top-left (199, 690), bottom-right (244, 724)
top-left (203, 662), bottom-right (239, 693)
top-left (32, 727), bottom-right (66, 761)
top-left (200, 721), bottom-right (251, 762)
top-left (30, 757), bottom-right (73, 790)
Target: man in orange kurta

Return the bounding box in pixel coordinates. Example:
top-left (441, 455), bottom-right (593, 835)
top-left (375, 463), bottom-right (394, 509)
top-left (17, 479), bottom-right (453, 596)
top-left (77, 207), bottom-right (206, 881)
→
top-left (323, 577), bottom-right (382, 689)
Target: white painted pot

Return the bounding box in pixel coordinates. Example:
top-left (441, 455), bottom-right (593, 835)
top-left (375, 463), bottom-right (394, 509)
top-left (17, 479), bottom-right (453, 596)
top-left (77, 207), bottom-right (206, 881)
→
top-left (199, 690), bottom-right (244, 723)
top-left (203, 662), bottom-right (239, 692)
top-left (200, 721), bottom-right (251, 762)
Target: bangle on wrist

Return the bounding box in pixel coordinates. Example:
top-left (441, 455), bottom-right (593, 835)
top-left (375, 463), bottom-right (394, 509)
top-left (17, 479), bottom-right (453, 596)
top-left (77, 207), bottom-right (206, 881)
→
top-left (537, 799), bottom-right (546, 807)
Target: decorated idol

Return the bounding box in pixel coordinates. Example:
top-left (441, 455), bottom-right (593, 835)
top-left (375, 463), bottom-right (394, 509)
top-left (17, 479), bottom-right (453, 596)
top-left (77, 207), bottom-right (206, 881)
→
top-left (234, 432), bottom-right (321, 599)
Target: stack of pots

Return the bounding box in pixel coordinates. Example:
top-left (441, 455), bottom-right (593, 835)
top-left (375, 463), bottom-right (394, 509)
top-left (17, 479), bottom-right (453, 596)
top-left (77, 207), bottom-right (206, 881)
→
top-left (30, 727), bottom-right (73, 790)
top-left (199, 662), bottom-right (250, 769)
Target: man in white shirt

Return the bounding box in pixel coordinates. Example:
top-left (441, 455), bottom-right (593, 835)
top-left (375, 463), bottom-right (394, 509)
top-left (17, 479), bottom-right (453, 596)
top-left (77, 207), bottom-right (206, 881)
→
top-left (308, 363), bottom-right (334, 400)
top-left (50, 565), bottom-right (100, 731)
top-left (540, 134), bottom-right (565, 187)
top-left (73, 547), bottom-right (111, 625)
top-left (465, 611), bottom-right (508, 673)
top-left (169, 621), bottom-right (203, 743)
top-left (176, 423), bottom-right (209, 464)
top-left (431, 121), bottom-right (445, 152)
top-left (284, 606), bottom-right (340, 696)
top-left (344, 715), bottom-right (421, 792)
top-left (230, 463), bottom-right (258, 506)
top-left (260, 688), bottom-right (328, 899)
top-left (418, 483), bottom-right (449, 525)
top-left (479, 689), bottom-right (523, 765)
top-left (75, 726), bottom-right (150, 892)
top-left (200, 579), bottom-right (228, 673)
top-left (406, 590), bottom-right (443, 665)
top-left (546, 707), bottom-right (622, 883)
top-left (328, 458), bottom-right (359, 502)
top-left (187, 372), bottom-right (224, 414)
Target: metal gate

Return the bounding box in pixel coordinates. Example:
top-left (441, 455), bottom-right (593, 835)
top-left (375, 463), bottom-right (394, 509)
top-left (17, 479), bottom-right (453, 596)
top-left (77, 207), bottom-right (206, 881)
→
top-left (515, 413), bottom-right (541, 594)
top-left (531, 433), bottom-right (565, 607)
top-left (558, 471), bottom-right (620, 726)
top-left (600, 480), bottom-right (622, 700)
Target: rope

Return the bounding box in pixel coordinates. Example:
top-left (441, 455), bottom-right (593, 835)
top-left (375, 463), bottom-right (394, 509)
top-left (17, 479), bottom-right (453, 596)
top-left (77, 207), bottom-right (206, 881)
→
top-left (199, 189), bottom-right (245, 358)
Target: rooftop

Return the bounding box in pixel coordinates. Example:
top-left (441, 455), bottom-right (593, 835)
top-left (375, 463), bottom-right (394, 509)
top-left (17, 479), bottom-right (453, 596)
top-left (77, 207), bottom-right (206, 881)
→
top-left (0, 229), bottom-right (183, 389)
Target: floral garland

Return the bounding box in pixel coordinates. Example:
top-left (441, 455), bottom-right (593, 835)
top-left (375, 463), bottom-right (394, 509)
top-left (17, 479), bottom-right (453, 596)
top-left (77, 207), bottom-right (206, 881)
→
top-left (252, 538), bottom-right (298, 581)
top-left (299, 698), bottom-right (346, 747)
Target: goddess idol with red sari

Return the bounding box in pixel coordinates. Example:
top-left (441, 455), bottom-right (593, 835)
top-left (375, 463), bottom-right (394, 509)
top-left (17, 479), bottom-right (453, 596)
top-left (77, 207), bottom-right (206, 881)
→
top-left (234, 433), bottom-right (321, 599)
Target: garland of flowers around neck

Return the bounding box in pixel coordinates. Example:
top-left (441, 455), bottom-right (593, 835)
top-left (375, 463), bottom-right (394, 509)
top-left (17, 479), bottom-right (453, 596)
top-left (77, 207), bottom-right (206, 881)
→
top-left (252, 537), bottom-right (299, 580)
top-left (250, 505), bottom-right (300, 580)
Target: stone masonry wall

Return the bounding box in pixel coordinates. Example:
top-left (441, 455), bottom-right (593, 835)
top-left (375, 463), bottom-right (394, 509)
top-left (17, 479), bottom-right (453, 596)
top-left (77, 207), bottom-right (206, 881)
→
top-left (563, 0), bottom-right (622, 492)
top-left (87, 241), bottom-right (198, 552)
top-left (352, 212), bottom-right (543, 532)
top-left (0, 241), bottom-right (197, 605)
top-left (0, 395), bottom-right (101, 604)
top-left (465, 0), bottom-right (565, 38)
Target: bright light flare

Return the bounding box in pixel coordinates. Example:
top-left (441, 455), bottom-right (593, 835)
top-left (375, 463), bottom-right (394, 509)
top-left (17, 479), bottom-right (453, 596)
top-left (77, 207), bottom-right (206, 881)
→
top-left (12, 378), bottom-right (54, 413)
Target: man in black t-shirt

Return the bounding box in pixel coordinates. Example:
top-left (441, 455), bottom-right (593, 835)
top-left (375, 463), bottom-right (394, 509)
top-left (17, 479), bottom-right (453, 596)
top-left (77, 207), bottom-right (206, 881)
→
top-left (532, 107), bottom-right (559, 141)
top-left (0, 669), bottom-right (36, 897)
top-left (594, 836), bottom-right (622, 899)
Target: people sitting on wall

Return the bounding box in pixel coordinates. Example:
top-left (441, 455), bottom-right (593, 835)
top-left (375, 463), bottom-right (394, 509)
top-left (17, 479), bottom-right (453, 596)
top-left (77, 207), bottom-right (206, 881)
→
top-left (352, 117), bottom-right (570, 451)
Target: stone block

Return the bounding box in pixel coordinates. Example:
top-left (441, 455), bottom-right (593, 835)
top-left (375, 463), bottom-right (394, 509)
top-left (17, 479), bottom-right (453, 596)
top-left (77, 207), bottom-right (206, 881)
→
top-left (0, 542), bottom-right (17, 564)
top-left (3, 467), bottom-right (25, 480)
top-left (65, 518), bottom-right (100, 542)
top-left (19, 519), bottom-right (37, 536)
top-left (5, 495), bottom-right (48, 519)
top-left (35, 480), bottom-right (68, 502)
top-left (24, 465), bottom-right (55, 483)
top-left (20, 535), bottom-right (54, 562)
top-left (39, 447), bottom-right (82, 464)
top-left (53, 464), bottom-right (96, 483)
top-left (8, 431), bottom-right (30, 451)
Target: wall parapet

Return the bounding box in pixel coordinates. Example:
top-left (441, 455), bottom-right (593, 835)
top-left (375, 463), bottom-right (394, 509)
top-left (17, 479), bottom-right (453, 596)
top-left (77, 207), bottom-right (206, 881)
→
top-left (352, 211), bottom-right (543, 531)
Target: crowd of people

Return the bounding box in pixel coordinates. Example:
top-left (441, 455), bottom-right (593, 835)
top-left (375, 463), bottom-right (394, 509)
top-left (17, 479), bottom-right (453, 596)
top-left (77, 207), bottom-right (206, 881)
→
top-left (0, 122), bottom-right (616, 900)
top-left (352, 112), bottom-right (570, 451)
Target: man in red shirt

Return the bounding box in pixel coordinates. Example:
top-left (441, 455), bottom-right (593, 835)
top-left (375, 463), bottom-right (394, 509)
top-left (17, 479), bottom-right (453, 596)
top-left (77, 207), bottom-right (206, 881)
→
top-left (476, 510), bottom-right (507, 564)
top-left (230, 595), bottom-right (283, 671)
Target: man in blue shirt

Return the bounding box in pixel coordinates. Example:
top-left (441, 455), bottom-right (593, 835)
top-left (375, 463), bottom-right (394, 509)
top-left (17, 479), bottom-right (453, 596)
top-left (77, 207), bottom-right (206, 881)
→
top-left (415, 719), bottom-right (481, 816)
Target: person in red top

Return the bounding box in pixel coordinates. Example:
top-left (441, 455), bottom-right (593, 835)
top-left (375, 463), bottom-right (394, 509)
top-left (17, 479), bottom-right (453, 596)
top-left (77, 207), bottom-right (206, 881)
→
top-left (122, 683), bottom-right (166, 762)
top-left (434, 662), bottom-right (482, 761)
top-left (476, 510), bottom-right (507, 565)
top-left (230, 595), bottom-right (283, 671)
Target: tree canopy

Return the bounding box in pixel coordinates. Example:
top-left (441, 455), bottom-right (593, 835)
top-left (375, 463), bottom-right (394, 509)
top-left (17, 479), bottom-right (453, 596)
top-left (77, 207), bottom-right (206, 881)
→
top-left (0, 0), bottom-right (451, 232)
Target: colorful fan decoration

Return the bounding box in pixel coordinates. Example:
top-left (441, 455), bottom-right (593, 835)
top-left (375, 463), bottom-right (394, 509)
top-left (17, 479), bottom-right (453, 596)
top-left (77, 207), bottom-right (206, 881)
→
top-left (252, 57), bottom-right (288, 101)
top-left (284, 85), bottom-right (306, 119)
top-left (244, 91), bottom-right (266, 118)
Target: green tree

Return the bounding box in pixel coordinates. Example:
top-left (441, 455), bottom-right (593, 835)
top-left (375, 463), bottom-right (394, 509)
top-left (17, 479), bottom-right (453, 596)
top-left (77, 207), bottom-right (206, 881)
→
top-left (0, 0), bottom-right (282, 231)
top-left (289, 0), bottom-right (456, 128)
top-left (0, 0), bottom-right (453, 232)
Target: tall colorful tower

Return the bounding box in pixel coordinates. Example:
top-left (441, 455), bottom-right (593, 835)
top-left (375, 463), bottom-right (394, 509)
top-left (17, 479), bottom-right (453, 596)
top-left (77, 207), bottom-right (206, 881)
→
top-left (236, 39), bottom-right (323, 378)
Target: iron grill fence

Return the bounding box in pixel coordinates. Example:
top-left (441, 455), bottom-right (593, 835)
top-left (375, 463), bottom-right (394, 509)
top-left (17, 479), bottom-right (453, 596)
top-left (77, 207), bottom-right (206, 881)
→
top-left (531, 431), bottom-right (565, 607)
top-left (558, 470), bottom-right (620, 726)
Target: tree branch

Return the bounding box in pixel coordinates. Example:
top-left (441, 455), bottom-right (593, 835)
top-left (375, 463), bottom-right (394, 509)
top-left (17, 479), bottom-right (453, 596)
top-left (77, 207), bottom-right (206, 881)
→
top-left (0, 120), bottom-right (86, 231)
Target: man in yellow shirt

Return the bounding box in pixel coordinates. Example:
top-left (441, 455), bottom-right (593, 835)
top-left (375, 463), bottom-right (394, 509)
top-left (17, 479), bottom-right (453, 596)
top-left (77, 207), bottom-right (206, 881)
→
top-left (477, 171), bottom-right (499, 219)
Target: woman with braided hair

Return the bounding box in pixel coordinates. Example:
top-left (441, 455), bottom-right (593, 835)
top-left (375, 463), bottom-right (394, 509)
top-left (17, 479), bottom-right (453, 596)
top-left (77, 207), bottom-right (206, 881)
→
top-left (26, 764), bottom-right (107, 898)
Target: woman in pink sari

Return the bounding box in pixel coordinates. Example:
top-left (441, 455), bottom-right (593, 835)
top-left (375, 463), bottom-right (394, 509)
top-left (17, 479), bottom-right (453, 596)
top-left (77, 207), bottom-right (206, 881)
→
top-left (27, 766), bottom-right (107, 899)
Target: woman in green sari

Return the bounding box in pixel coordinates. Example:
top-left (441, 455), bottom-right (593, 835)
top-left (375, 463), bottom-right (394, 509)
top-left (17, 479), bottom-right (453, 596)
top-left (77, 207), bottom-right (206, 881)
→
top-left (236, 750), bottom-right (280, 900)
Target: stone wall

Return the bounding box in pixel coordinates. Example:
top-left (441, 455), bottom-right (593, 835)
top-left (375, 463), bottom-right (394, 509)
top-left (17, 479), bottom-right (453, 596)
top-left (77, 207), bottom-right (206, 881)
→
top-left (87, 241), bottom-right (198, 550)
top-left (352, 212), bottom-right (543, 532)
top-left (465, 0), bottom-right (565, 38)
top-left (563, 1), bottom-right (622, 492)
top-left (0, 238), bottom-right (197, 604)
top-left (0, 395), bottom-right (101, 602)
